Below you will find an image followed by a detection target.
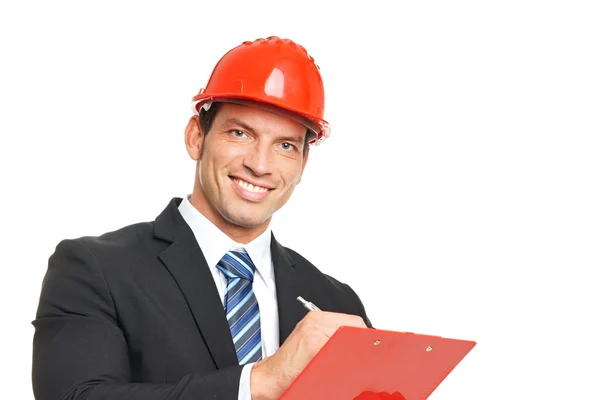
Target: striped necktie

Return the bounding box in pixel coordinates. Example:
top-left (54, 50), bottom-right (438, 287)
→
top-left (216, 248), bottom-right (262, 364)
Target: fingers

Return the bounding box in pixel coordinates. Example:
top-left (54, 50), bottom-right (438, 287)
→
top-left (294, 311), bottom-right (367, 339)
top-left (307, 311), bottom-right (367, 328)
top-left (251, 311), bottom-right (369, 398)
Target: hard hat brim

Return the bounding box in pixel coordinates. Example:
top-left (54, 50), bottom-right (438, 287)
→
top-left (191, 94), bottom-right (330, 145)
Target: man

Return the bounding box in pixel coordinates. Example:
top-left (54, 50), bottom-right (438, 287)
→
top-left (32, 36), bottom-right (372, 400)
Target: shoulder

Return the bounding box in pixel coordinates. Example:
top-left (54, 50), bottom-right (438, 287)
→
top-left (50, 219), bottom-right (160, 274)
top-left (74, 220), bottom-right (155, 251)
top-left (283, 246), bottom-right (349, 290)
top-left (59, 219), bottom-right (154, 249)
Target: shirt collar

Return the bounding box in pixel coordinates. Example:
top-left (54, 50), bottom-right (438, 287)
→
top-left (178, 195), bottom-right (274, 285)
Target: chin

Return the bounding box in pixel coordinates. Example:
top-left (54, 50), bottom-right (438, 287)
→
top-left (223, 212), bottom-right (269, 229)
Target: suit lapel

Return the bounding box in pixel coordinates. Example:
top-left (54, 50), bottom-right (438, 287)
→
top-left (154, 198), bottom-right (238, 369)
top-left (271, 236), bottom-right (312, 345)
top-left (154, 198), bottom-right (313, 359)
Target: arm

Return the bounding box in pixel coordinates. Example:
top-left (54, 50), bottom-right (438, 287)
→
top-left (343, 282), bottom-right (374, 328)
top-left (32, 239), bottom-right (242, 400)
top-left (325, 273), bottom-right (374, 328)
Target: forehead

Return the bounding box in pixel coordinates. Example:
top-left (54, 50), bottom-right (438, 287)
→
top-left (214, 103), bottom-right (307, 136)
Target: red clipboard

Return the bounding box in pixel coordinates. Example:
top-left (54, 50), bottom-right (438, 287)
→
top-left (280, 326), bottom-right (476, 400)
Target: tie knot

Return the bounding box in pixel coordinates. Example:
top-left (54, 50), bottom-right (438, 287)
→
top-left (216, 249), bottom-right (256, 282)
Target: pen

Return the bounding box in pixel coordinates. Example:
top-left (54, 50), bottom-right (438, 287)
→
top-left (297, 296), bottom-right (321, 311)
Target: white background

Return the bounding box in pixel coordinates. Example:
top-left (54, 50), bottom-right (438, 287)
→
top-left (1, 1), bottom-right (599, 399)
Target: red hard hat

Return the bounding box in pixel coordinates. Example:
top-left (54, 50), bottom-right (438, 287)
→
top-left (191, 36), bottom-right (330, 145)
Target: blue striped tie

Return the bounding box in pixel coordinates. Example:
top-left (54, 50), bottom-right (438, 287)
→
top-left (216, 248), bottom-right (262, 364)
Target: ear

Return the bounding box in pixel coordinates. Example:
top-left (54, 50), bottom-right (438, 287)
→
top-left (184, 116), bottom-right (203, 160)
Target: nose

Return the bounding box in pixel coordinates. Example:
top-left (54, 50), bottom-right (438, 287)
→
top-left (243, 141), bottom-right (272, 176)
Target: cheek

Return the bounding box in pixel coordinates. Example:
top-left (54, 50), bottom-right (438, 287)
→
top-left (203, 150), bottom-right (247, 190)
top-left (214, 143), bottom-right (246, 168)
top-left (280, 162), bottom-right (305, 188)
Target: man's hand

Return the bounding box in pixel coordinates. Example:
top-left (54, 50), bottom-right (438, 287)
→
top-left (250, 311), bottom-right (367, 400)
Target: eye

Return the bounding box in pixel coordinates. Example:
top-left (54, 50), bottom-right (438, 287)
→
top-left (230, 129), bottom-right (247, 138)
top-left (280, 142), bottom-right (296, 151)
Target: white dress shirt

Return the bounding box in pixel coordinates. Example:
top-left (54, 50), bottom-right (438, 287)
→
top-left (178, 196), bottom-right (280, 400)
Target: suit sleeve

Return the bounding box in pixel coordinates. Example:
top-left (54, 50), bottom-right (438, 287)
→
top-left (344, 283), bottom-right (375, 329)
top-left (32, 239), bottom-right (243, 400)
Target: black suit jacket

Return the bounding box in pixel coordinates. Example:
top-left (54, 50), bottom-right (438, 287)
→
top-left (32, 197), bottom-right (372, 399)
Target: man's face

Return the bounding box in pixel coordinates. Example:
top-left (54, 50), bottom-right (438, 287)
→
top-left (188, 103), bottom-right (309, 235)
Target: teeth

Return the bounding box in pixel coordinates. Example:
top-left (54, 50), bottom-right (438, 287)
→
top-left (234, 178), bottom-right (268, 193)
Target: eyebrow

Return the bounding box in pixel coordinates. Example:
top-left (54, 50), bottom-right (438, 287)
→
top-left (222, 118), bottom-right (256, 134)
top-left (278, 136), bottom-right (303, 144)
top-left (222, 118), bottom-right (304, 144)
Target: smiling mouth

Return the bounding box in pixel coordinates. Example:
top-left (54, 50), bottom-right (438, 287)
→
top-left (231, 177), bottom-right (271, 193)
